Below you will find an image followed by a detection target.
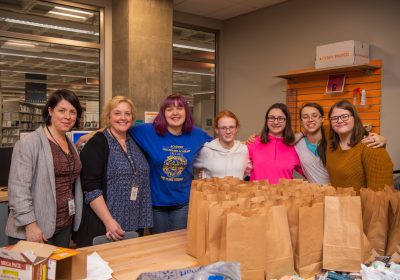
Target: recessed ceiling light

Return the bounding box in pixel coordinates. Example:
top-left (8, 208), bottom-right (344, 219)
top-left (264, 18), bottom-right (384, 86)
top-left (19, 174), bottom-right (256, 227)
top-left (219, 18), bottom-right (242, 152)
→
top-left (0, 51), bottom-right (98, 64)
top-left (0, 18), bottom-right (99, 36)
top-left (48, 11), bottom-right (87, 20)
top-left (173, 70), bottom-right (214, 76)
top-left (0, 51), bottom-right (38, 58)
top-left (54, 6), bottom-right (94, 17)
top-left (173, 43), bottom-right (215, 53)
top-left (191, 91), bottom-right (215, 95)
top-left (173, 83), bottom-right (199, 86)
top-left (4, 41), bottom-right (37, 48)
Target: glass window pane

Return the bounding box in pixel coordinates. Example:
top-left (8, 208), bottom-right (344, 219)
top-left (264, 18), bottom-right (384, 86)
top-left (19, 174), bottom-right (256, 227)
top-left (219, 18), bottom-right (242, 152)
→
top-left (173, 26), bottom-right (217, 135)
top-left (0, 37), bottom-right (99, 146)
top-left (0, 0), bottom-right (100, 43)
top-left (173, 26), bottom-right (215, 61)
top-left (173, 60), bottom-right (216, 135)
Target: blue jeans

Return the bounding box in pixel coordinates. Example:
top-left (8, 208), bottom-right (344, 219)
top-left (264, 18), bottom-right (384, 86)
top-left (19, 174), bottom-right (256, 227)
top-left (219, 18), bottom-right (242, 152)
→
top-left (151, 204), bottom-right (189, 234)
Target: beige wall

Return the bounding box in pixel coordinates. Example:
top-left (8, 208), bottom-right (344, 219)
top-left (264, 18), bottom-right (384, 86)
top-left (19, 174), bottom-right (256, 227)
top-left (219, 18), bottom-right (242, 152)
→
top-left (220, 0), bottom-right (400, 170)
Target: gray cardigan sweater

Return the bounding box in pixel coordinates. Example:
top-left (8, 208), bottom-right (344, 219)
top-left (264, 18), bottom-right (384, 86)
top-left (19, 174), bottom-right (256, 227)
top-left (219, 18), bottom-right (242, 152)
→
top-left (5, 126), bottom-right (83, 239)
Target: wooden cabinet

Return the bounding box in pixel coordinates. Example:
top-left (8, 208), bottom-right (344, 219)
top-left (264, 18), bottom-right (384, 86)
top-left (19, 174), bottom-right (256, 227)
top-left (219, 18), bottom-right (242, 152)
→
top-left (274, 60), bottom-right (382, 133)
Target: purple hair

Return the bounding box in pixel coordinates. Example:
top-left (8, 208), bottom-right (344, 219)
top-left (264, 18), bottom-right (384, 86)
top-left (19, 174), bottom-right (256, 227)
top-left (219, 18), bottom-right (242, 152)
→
top-left (153, 93), bottom-right (194, 135)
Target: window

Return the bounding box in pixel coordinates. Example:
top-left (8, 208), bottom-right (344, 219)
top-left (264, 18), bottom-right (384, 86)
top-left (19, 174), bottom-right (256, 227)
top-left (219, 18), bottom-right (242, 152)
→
top-left (173, 25), bottom-right (217, 135)
top-left (0, 0), bottom-right (102, 146)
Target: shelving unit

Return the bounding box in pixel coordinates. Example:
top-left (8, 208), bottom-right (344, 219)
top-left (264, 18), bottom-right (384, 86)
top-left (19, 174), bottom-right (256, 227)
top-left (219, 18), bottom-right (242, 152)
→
top-left (274, 60), bottom-right (382, 133)
top-left (1, 100), bottom-right (44, 146)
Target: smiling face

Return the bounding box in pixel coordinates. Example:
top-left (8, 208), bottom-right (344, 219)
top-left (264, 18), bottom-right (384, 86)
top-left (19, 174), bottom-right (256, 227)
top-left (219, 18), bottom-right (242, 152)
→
top-left (109, 101), bottom-right (134, 135)
top-left (48, 99), bottom-right (77, 134)
top-left (164, 102), bottom-right (186, 131)
top-left (215, 116), bottom-right (238, 146)
top-left (300, 106), bottom-right (324, 134)
top-left (266, 108), bottom-right (286, 137)
top-left (329, 107), bottom-right (354, 137)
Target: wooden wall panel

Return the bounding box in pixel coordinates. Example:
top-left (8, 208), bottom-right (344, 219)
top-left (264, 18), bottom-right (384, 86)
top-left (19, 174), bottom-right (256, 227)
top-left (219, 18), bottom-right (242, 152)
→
top-left (283, 60), bottom-right (382, 134)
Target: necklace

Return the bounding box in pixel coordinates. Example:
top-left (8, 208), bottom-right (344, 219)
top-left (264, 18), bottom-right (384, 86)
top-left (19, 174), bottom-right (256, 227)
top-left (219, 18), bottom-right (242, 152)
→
top-left (46, 126), bottom-right (69, 155)
top-left (108, 129), bottom-right (137, 175)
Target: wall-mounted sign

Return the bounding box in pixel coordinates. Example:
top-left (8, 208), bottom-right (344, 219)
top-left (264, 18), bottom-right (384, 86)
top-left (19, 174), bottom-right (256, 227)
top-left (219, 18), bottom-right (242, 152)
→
top-left (326, 73), bottom-right (346, 94)
top-left (144, 111), bottom-right (158, 123)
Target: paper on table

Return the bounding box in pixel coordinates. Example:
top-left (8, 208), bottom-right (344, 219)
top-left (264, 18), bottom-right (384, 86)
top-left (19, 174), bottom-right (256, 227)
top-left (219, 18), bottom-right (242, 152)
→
top-left (85, 252), bottom-right (113, 280)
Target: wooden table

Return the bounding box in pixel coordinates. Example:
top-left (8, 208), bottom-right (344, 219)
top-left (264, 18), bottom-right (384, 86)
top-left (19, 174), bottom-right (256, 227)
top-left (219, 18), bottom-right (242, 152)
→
top-left (0, 188), bottom-right (8, 202)
top-left (79, 229), bottom-right (198, 280)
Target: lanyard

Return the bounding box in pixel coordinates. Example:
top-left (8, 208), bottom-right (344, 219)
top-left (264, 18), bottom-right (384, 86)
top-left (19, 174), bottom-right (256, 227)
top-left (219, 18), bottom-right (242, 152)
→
top-left (46, 126), bottom-right (76, 190)
top-left (108, 129), bottom-right (137, 176)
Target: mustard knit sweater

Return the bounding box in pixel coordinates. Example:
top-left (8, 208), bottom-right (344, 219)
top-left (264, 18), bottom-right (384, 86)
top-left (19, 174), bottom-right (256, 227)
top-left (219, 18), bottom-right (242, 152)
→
top-left (326, 141), bottom-right (393, 191)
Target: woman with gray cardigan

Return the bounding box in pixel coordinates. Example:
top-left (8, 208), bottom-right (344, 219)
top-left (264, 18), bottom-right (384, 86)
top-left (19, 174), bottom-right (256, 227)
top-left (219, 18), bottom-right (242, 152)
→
top-left (6, 89), bottom-right (83, 247)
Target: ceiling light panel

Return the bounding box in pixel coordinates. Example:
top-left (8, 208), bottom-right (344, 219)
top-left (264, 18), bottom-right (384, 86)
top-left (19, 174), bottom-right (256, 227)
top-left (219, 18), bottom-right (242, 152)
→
top-left (54, 6), bottom-right (94, 17)
top-left (48, 11), bottom-right (87, 20)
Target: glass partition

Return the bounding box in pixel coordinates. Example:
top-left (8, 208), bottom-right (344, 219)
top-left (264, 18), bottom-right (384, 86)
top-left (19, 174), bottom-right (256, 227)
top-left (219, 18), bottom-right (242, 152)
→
top-left (173, 25), bottom-right (217, 135)
top-left (0, 0), bottom-right (100, 43)
top-left (0, 0), bottom-right (102, 146)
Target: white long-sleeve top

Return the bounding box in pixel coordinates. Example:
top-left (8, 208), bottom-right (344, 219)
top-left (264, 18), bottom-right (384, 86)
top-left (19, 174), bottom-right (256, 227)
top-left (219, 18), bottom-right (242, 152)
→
top-left (194, 139), bottom-right (250, 179)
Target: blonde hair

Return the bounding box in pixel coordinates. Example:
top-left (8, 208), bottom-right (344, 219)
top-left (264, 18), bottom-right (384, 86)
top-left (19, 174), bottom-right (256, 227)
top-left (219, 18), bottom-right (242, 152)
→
top-left (100, 96), bottom-right (136, 128)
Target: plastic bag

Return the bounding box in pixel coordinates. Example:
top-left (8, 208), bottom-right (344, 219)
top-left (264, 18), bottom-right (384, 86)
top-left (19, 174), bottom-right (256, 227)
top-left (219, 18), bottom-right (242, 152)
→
top-left (136, 261), bottom-right (241, 280)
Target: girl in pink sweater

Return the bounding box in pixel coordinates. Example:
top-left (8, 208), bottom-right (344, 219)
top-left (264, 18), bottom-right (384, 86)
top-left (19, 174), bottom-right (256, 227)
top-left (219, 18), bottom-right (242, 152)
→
top-left (247, 103), bottom-right (304, 183)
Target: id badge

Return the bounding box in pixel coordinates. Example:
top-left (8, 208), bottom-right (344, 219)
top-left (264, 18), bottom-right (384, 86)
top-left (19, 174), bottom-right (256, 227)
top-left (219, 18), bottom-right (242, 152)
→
top-left (68, 199), bottom-right (75, 216)
top-left (130, 183), bottom-right (139, 201)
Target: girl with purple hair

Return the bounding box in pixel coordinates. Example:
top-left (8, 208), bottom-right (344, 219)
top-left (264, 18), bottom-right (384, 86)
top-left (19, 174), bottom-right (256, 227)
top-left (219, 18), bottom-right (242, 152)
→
top-left (129, 94), bottom-right (212, 233)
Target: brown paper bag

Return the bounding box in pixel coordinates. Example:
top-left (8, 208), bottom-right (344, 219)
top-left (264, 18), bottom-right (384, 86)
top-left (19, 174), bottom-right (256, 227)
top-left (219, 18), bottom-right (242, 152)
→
top-left (225, 209), bottom-right (267, 280)
top-left (206, 199), bottom-right (237, 263)
top-left (264, 205), bottom-right (295, 280)
top-left (196, 194), bottom-right (217, 265)
top-left (283, 196), bottom-right (300, 254)
top-left (295, 202), bottom-right (324, 278)
top-left (360, 188), bottom-right (389, 256)
top-left (186, 183), bottom-right (201, 257)
top-left (385, 185), bottom-right (400, 255)
top-left (323, 196), bottom-right (363, 272)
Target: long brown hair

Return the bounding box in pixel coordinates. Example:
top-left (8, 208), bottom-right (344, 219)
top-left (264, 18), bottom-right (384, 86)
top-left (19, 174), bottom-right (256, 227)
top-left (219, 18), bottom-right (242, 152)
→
top-left (299, 103), bottom-right (327, 166)
top-left (260, 103), bottom-right (294, 145)
top-left (328, 100), bottom-right (367, 150)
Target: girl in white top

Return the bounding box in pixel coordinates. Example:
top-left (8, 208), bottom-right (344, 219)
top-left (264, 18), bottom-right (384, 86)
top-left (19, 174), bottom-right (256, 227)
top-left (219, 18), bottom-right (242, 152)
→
top-left (194, 110), bottom-right (250, 179)
top-left (295, 103), bottom-right (330, 185)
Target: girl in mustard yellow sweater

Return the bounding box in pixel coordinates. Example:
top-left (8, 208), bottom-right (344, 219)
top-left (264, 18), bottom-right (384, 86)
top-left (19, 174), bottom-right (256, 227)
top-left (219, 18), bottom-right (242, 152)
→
top-left (326, 100), bottom-right (393, 191)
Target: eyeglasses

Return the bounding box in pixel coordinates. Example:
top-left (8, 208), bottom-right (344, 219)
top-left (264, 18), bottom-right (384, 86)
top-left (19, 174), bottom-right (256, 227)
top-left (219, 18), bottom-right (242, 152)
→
top-left (329, 114), bottom-right (353, 123)
top-left (218, 126), bottom-right (237, 132)
top-left (301, 114), bottom-right (321, 121)
top-left (267, 116), bottom-right (286, 123)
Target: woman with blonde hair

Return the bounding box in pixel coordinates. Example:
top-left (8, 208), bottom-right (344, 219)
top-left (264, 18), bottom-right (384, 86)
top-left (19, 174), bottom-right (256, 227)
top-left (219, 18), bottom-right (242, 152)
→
top-left (77, 93), bottom-right (212, 234)
top-left (194, 110), bottom-right (249, 179)
top-left (73, 96), bottom-right (152, 247)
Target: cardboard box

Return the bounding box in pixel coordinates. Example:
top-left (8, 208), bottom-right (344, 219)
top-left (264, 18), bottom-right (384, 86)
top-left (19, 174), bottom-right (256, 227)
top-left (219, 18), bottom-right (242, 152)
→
top-left (315, 40), bottom-right (370, 69)
top-left (0, 241), bottom-right (86, 280)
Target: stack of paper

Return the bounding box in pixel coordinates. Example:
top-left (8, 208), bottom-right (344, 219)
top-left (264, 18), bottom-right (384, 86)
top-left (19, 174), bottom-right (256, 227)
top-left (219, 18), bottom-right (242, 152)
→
top-left (86, 252), bottom-right (113, 280)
